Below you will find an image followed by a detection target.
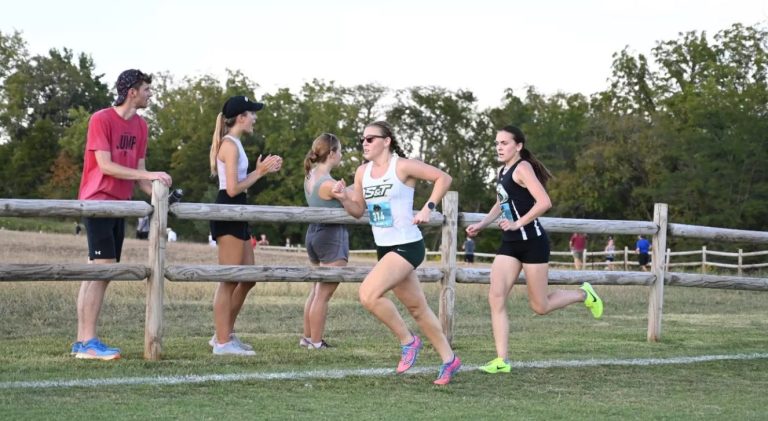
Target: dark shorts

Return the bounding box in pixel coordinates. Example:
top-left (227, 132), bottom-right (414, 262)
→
top-left (605, 256), bottom-right (615, 262)
top-left (376, 239), bottom-right (425, 269)
top-left (496, 235), bottom-right (550, 264)
top-left (638, 253), bottom-right (650, 266)
top-left (306, 224), bottom-right (349, 264)
top-left (84, 217), bottom-right (125, 262)
top-left (464, 253), bottom-right (475, 263)
top-left (210, 190), bottom-right (250, 242)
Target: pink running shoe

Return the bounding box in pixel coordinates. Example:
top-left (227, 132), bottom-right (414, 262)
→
top-left (433, 355), bottom-right (462, 385)
top-left (396, 335), bottom-right (423, 374)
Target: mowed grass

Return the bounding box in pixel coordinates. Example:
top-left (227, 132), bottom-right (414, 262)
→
top-left (1, 230), bottom-right (767, 420)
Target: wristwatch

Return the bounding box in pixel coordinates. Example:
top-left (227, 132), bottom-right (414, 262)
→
top-left (427, 201), bottom-right (436, 210)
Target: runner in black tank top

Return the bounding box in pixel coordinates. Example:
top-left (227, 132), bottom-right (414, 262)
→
top-left (497, 158), bottom-right (546, 242)
top-left (465, 125), bottom-right (604, 375)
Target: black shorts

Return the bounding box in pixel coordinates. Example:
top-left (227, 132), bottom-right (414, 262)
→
top-left (496, 235), bottom-right (550, 264)
top-left (83, 217), bottom-right (125, 261)
top-left (210, 190), bottom-right (250, 242)
top-left (376, 239), bottom-right (425, 269)
top-left (464, 254), bottom-right (475, 263)
top-left (638, 253), bottom-right (650, 266)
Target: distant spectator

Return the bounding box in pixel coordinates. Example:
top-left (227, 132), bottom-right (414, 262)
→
top-left (208, 233), bottom-right (217, 247)
top-left (136, 216), bottom-right (150, 240)
top-left (166, 227), bottom-right (177, 242)
top-left (635, 235), bottom-right (651, 271)
top-left (256, 234), bottom-right (269, 246)
top-left (604, 236), bottom-right (615, 270)
top-left (285, 237), bottom-right (291, 248)
top-left (569, 232), bottom-right (587, 270)
top-left (463, 236), bottom-right (475, 264)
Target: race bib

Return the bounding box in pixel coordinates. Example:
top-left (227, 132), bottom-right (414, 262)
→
top-left (368, 201), bottom-right (393, 227)
top-left (500, 203), bottom-right (515, 220)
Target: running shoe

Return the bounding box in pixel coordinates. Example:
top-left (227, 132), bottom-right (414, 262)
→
top-left (396, 334), bottom-right (423, 374)
top-left (70, 341), bottom-right (83, 355)
top-left (209, 333), bottom-right (254, 351)
top-left (307, 340), bottom-right (333, 350)
top-left (299, 337), bottom-right (311, 348)
top-left (580, 282), bottom-right (604, 319)
top-left (479, 357), bottom-right (511, 374)
top-left (433, 355), bottom-right (462, 385)
top-left (213, 341), bottom-right (256, 356)
top-left (75, 338), bottom-right (121, 360)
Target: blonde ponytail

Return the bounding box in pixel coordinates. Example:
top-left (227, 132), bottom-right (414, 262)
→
top-left (209, 113), bottom-right (227, 176)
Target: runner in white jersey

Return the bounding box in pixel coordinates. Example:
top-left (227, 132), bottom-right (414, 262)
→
top-left (465, 125), bottom-right (603, 375)
top-left (331, 121), bottom-right (461, 385)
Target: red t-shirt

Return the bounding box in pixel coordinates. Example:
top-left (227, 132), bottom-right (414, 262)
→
top-left (570, 233), bottom-right (587, 251)
top-left (78, 108), bottom-right (148, 201)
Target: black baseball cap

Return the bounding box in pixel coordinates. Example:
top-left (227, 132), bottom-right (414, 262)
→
top-left (115, 69), bottom-right (150, 106)
top-left (222, 95), bottom-right (265, 118)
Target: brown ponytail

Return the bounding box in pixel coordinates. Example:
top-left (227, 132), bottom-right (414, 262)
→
top-left (303, 133), bottom-right (341, 177)
top-left (209, 113), bottom-right (239, 176)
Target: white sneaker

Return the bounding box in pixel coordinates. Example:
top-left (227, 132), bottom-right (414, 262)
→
top-left (299, 337), bottom-right (311, 348)
top-left (213, 341), bottom-right (256, 356)
top-left (209, 333), bottom-right (253, 351)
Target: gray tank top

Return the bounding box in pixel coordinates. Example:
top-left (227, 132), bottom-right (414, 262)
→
top-left (305, 174), bottom-right (343, 208)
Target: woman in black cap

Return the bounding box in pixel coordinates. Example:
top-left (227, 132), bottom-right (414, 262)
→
top-left (208, 95), bottom-right (283, 356)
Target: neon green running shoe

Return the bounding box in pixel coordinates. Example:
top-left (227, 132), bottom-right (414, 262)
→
top-left (580, 282), bottom-right (603, 319)
top-left (479, 357), bottom-right (511, 374)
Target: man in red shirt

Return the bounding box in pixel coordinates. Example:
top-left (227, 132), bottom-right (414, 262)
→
top-left (569, 232), bottom-right (587, 270)
top-left (72, 69), bottom-right (172, 360)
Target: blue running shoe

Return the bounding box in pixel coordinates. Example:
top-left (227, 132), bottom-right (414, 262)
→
top-left (75, 338), bottom-right (121, 360)
top-left (396, 334), bottom-right (422, 374)
top-left (70, 341), bottom-right (83, 356)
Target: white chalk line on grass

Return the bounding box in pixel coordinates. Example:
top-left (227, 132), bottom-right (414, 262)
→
top-left (2, 353), bottom-right (767, 390)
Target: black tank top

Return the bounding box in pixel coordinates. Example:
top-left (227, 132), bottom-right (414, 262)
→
top-left (496, 159), bottom-right (546, 242)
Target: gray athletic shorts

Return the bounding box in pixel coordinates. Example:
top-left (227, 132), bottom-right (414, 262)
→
top-left (305, 224), bottom-right (349, 264)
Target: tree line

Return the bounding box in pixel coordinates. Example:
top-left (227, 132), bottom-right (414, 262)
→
top-left (1, 23), bottom-right (766, 252)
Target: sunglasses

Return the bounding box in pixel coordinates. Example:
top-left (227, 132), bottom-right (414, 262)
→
top-left (359, 135), bottom-right (386, 145)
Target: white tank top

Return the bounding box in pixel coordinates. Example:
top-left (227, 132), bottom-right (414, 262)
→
top-left (362, 155), bottom-right (423, 246)
top-left (217, 135), bottom-right (248, 189)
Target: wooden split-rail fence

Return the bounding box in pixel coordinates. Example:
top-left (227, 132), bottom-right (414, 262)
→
top-left (2, 182), bottom-right (767, 360)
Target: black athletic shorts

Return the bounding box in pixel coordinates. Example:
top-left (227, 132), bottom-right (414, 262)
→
top-left (83, 217), bottom-right (125, 262)
top-left (376, 239), bottom-right (426, 269)
top-left (496, 235), bottom-right (550, 264)
top-left (210, 190), bottom-right (250, 242)
top-left (638, 253), bottom-right (650, 266)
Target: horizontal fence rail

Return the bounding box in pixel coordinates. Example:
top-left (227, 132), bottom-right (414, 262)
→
top-left (1, 183), bottom-right (767, 360)
top-left (170, 203), bottom-right (444, 227)
top-left (0, 264), bottom-right (150, 281)
top-left (165, 265), bottom-right (444, 283)
top-left (0, 199), bottom-right (153, 218)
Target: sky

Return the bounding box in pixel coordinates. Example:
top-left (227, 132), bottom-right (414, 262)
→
top-left (2, 0), bottom-right (768, 108)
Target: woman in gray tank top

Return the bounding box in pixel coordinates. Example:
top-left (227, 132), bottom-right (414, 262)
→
top-left (300, 133), bottom-right (351, 349)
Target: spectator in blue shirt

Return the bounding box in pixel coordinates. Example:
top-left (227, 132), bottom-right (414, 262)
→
top-left (635, 235), bottom-right (652, 271)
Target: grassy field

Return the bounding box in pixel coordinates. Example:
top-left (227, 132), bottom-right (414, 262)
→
top-left (1, 230), bottom-right (767, 420)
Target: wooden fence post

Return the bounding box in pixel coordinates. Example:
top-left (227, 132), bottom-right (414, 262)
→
top-left (701, 246), bottom-right (707, 274)
top-left (439, 191), bottom-right (458, 344)
top-left (647, 203), bottom-right (668, 342)
top-left (624, 246), bottom-right (629, 271)
top-left (145, 181), bottom-right (168, 360)
top-left (738, 249), bottom-right (743, 277)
